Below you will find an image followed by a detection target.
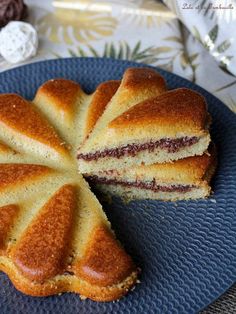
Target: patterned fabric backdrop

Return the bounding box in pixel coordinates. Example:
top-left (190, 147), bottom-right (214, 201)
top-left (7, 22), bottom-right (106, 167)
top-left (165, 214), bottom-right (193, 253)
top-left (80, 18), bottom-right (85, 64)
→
top-left (0, 0), bottom-right (235, 113)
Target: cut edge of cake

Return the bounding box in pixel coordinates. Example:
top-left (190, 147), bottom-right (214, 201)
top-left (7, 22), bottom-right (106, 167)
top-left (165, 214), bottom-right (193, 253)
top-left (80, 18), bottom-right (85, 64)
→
top-left (85, 144), bottom-right (217, 201)
top-left (78, 88), bottom-right (211, 173)
top-left (78, 67), bottom-right (167, 153)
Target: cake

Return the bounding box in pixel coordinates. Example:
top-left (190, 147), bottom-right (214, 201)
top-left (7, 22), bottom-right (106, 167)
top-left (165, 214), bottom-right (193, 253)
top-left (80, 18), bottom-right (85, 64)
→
top-left (0, 67), bottom-right (216, 301)
top-left (77, 85), bottom-right (211, 174)
top-left (0, 90), bottom-right (138, 301)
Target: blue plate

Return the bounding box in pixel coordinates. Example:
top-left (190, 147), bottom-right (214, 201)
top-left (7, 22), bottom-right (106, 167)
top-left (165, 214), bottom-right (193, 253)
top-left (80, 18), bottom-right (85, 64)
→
top-left (0, 58), bottom-right (236, 314)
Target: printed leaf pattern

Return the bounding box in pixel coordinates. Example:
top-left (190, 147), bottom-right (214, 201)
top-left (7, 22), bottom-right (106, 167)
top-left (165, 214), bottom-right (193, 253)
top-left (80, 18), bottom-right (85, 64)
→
top-left (68, 41), bottom-right (157, 64)
top-left (217, 40), bottom-right (231, 53)
top-left (204, 25), bottom-right (218, 50)
top-left (164, 36), bottom-right (183, 44)
top-left (36, 10), bottom-right (117, 44)
top-left (215, 80), bottom-right (236, 92)
top-left (60, 38), bottom-right (199, 81)
top-left (192, 24), bottom-right (234, 78)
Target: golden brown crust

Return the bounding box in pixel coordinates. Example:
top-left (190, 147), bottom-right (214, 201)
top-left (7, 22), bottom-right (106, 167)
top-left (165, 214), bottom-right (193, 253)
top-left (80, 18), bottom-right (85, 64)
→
top-left (122, 67), bottom-right (166, 91)
top-left (85, 81), bottom-right (120, 137)
top-left (0, 260), bottom-right (138, 301)
top-left (149, 144), bottom-right (216, 183)
top-left (11, 185), bottom-right (76, 282)
top-left (73, 225), bottom-right (135, 287)
top-left (0, 205), bottom-right (19, 251)
top-left (112, 67), bottom-right (167, 111)
top-left (109, 88), bottom-right (208, 135)
top-left (0, 94), bottom-right (69, 154)
top-left (35, 79), bottom-right (82, 118)
top-left (0, 141), bottom-right (15, 153)
top-left (0, 164), bottom-right (52, 191)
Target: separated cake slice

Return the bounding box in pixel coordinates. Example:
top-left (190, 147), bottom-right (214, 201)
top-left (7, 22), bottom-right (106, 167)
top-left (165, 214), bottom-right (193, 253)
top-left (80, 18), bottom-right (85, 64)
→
top-left (78, 88), bottom-right (211, 173)
top-left (78, 67), bottom-right (167, 171)
top-left (86, 145), bottom-right (216, 201)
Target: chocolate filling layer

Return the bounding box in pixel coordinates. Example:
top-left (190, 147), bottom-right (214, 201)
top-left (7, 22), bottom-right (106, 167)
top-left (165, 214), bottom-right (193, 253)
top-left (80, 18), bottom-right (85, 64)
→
top-left (87, 176), bottom-right (195, 193)
top-left (78, 137), bottom-right (198, 161)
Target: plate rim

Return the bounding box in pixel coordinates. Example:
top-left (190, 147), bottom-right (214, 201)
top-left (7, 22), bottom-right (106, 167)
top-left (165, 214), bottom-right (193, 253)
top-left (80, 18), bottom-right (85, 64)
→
top-left (0, 56), bottom-right (235, 120)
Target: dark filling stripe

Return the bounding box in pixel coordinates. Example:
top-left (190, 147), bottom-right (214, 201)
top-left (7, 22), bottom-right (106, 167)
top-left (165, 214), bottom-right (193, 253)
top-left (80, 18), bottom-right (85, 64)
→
top-left (87, 175), bottom-right (195, 193)
top-left (78, 137), bottom-right (199, 161)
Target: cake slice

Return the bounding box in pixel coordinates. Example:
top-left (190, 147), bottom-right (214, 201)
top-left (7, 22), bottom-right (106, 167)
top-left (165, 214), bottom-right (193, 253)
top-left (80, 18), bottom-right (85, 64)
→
top-left (77, 67), bottom-right (167, 172)
top-left (78, 88), bottom-right (211, 173)
top-left (86, 145), bottom-right (216, 201)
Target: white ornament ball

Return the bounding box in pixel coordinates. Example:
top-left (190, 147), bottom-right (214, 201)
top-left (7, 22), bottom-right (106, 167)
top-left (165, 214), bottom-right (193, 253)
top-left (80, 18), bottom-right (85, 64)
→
top-left (0, 21), bottom-right (38, 64)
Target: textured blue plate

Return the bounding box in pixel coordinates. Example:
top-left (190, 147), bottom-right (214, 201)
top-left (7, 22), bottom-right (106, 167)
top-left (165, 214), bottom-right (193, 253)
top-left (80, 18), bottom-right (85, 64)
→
top-left (0, 58), bottom-right (236, 314)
